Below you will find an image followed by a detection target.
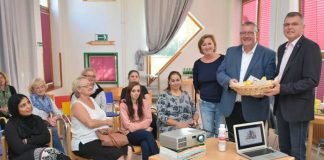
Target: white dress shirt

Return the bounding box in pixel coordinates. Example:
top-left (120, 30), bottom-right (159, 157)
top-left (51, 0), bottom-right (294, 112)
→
top-left (236, 43), bottom-right (257, 102)
top-left (275, 36), bottom-right (302, 82)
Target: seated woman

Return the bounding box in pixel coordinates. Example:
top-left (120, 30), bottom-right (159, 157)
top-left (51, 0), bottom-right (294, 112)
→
top-left (0, 71), bottom-right (17, 129)
top-left (120, 70), bottom-right (157, 139)
top-left (4, 94), bottom-right (69, 160)
top-left (71, 68), bottom-right (107, 110)
top-left (120, 81), bottom-right (159, 160)
top-left (71, 76), bottom-right (129, 160)
top-left (29, 78), bottom-right (65, 153)
top-left (157, 71), bottom-right (199, 133)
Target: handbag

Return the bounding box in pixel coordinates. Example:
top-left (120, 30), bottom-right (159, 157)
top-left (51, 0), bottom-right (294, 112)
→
top-left (96, 128), bottom-right (129, 148)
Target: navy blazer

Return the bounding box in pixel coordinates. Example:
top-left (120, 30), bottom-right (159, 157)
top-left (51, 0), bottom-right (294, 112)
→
top-left (274, 36), bottom-right (321, 122)
top-left (217, 44), bottom-right (276, 122)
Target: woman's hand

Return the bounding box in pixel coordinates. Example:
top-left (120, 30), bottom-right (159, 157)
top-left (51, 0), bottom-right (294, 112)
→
top-left (0, 106), bottom-right (8, 113)
top-left (105, 119), bottom-right (113, 126)
top-left (145, 127), bottom-right (153, 132)
top-left (190, 119), bottom-right (199, 127)
top-left (47, 118), bottom-right (56, 127)
top-left (176, 122), bottom-right (190, 129)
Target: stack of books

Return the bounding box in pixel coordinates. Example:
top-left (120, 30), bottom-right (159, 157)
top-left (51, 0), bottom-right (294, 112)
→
top-left (160, 144), bottom-right (206, 160)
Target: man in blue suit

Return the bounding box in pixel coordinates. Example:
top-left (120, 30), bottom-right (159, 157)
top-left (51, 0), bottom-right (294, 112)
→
top-left (265, 12), bottom-right (321, 160)
top-left (217, 21), bottom-right (276, 141)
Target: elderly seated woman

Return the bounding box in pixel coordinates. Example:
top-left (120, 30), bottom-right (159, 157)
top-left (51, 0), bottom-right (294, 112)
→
top-left (0, 71), bottom-right (17, 129)
top-left (71, 76), bottom-right (130, 160)
top-left (29, 78), bottom-right (64, 153)
top-left (156, 71), bottom-right (199, 133)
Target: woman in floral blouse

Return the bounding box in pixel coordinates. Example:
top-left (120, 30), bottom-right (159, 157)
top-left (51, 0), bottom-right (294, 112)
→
top-left (157, 71), bottom-right (199, 133)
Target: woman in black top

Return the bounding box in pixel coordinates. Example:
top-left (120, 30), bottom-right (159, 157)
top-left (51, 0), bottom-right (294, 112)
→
top-left (120, 70), bottom-right (149, 101)
top-left (193, 34), bottom-right (225, 138)
top-left (4, 94), bottom-right (69, 160)
top-left (0, 71), bottom-right (17, 129)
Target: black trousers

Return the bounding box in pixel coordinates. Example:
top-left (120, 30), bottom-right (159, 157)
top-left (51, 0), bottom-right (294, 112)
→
top-left (73, 140), bottom-right (128, 160)
top-left (225, 102), bottom-right (247, 142)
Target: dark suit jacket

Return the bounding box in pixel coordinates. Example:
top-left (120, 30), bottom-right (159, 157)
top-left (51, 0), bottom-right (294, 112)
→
top-left (217, 44), bottom-right (276, 122)
top-left (274, 36), bottom-right (322, 122)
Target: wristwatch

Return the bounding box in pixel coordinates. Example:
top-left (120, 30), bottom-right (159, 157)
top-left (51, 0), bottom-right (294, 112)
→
top-left (22, 138), bottom-right (27, 144)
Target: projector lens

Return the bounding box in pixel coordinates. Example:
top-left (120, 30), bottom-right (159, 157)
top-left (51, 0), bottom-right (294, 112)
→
top-left (197, 135), bottom-right (205, 143)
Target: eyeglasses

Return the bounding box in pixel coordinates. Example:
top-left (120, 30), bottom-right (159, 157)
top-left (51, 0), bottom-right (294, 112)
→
top-left (240, 31), bottom-right (256, 36)
top-left (79, 85), bottom-right (92, 88)
top-left (34, 85), bottom-right (46, 90)
top-left (283, 22), bottom-right (301, 27)
top-left (84, 74), bottom-right (96, 78)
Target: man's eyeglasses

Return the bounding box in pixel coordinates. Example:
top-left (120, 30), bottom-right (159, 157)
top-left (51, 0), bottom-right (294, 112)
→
top-left (240, 31), bottom-right (256, 36)
top-left (283, 22), bottom-right (301, 27)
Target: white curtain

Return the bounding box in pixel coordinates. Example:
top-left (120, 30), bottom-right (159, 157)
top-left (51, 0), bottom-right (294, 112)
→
top-left (135, 0), bottom-right (193, 71)
top-left (0, 0), bottom-right (38, 94)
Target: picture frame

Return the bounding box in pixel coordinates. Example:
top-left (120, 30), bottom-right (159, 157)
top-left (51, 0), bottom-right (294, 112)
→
top-left (84, 52), bottom-right (118, 84)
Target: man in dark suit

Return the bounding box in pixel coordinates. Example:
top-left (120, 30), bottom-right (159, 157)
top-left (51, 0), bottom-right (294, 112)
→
top-left (265, 12), bottom-right (322, 160)
top-left (217, 21), bottom-right (276, 141)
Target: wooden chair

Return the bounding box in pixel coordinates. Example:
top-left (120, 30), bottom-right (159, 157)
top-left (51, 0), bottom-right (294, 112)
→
top-left (66, 125), bottom-right (89, 160)
top-left (1, 129), bottom-right (53, 160)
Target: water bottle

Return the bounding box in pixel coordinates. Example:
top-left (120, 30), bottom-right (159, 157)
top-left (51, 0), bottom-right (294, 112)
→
top-left (218, 124), bottom-right (227, 151)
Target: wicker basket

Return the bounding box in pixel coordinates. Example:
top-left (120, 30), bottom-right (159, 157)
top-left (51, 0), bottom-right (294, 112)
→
top-left (230, 83), bottom-right (274, 96)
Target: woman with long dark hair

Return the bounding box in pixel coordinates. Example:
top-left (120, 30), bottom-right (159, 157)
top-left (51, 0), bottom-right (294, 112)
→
top-left (157, 71), bottom-right (199, 133)
top-left (120, 81), bottom-right (159, 160)
top-left (120, 70), bottom-right (158, 139)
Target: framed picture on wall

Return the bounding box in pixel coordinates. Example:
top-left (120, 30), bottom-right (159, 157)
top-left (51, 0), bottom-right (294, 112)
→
top-left (84, 52), bottom-right (118, 84)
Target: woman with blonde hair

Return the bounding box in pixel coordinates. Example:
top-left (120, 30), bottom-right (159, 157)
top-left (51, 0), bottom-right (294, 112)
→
top-left (71, 76), bottom-right (129, 160)
top-left (29, 78), bottom-right (64, 152)
top-left (193, 34), bottom-right (225, 138)
top-left (0, 71), bottom-right (17, 128)
top-left (71, 68), bottom-right (107, 110)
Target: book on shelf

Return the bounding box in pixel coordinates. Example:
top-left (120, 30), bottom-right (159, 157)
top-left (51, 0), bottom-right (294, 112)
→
top-left (160, 144), bottom-right (206, 160)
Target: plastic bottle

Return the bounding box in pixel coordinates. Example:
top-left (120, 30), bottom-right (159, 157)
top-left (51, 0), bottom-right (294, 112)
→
top-left (218, 124), bottom-right (227, 152)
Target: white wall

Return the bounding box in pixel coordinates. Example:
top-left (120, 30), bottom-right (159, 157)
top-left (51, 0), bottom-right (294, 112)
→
top-left (49, 0), bottom-right (147, 95)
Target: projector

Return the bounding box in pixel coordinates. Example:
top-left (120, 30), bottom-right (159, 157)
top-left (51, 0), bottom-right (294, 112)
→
top-left (159, 128), bottom-right (206, 151)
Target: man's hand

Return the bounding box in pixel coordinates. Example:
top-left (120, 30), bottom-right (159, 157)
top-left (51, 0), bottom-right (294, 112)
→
top-left (229, 79), bottom-right (238, 87)
top-left (264, 81), bottom-right (280, 96)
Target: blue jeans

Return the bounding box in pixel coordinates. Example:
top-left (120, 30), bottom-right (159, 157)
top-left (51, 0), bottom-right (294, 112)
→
top-left (200, 99), bottom-right (225, 138)
top-left (276, 108), bottom-right (309, 160)
top-left (50, 127), bottom-right (65, 153)
top-left (127, 130), bottom-right (159, 160)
